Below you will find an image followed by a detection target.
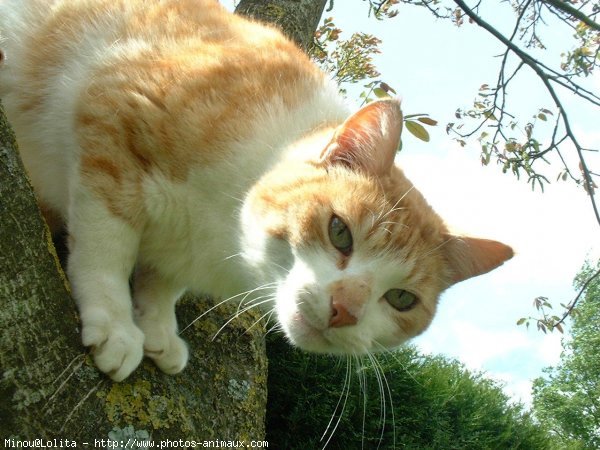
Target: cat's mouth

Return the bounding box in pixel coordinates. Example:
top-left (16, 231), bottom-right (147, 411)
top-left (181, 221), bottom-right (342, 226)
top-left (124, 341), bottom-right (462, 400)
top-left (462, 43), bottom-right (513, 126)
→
top-left (286, 311), bottom-right (330, 351)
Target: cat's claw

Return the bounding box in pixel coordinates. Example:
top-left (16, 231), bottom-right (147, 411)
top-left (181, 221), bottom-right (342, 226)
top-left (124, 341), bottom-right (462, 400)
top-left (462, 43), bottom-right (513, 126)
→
top-left (143, 330), bottom-right (189, 375)
top-left (81, 317), bottom-right (145, 382)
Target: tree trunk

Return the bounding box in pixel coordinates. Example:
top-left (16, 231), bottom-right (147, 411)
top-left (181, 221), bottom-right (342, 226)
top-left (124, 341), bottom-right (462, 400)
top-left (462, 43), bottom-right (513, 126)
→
top-left (0, 0), bottom-right (326, 444)
top-left (235, 0), bottom-right (328, 51)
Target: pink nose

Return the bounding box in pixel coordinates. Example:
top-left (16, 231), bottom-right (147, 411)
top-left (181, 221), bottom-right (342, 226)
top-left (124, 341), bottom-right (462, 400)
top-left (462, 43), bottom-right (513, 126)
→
top-left (329, 300), bottom-right (358, 328)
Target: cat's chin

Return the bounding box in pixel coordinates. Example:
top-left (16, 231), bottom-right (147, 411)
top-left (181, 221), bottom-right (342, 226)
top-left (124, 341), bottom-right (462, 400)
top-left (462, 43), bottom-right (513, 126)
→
top-left (282, 311), bottom-right (371, 355)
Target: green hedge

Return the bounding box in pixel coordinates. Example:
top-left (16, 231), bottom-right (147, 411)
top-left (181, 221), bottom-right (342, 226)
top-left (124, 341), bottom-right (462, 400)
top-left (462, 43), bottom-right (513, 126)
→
top-left (266, 335), bottom-right (551, 449)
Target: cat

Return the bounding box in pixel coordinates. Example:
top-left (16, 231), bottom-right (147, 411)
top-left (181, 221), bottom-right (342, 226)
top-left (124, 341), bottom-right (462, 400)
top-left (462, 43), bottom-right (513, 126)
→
top-left (0, 0), bottom-right (513, 382)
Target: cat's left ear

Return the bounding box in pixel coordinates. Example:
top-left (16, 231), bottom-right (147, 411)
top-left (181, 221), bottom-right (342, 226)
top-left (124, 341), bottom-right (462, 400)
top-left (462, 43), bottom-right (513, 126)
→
top-left (318, 99), bottom-right (402, 177)
top-left (443, 235), bottom-right (514, 284)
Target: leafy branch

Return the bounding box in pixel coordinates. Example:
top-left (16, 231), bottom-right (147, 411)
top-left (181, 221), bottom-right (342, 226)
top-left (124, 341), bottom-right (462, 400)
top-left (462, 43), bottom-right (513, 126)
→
top-left (517, 265), bottom-right (600, 333)
top-left (450, 0), bottom-right (600, 226)
top-left (311, 18), bottom-right (438, 145)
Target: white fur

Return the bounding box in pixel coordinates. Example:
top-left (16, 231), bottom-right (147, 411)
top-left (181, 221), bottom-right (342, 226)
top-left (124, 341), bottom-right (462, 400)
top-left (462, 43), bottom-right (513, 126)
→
top-left (0, 0), bottom-right (147, 214)
top-left (1, 0), bottom-right (418, 380)
top-left (274, 245), bottom-right (414, 355)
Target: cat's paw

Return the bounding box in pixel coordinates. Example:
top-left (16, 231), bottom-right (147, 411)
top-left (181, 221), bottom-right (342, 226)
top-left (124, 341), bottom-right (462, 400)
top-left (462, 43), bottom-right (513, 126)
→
top-left (142, 328), bottom-right (189, 375)
top-left (81, 312), bottom-right (145, 382)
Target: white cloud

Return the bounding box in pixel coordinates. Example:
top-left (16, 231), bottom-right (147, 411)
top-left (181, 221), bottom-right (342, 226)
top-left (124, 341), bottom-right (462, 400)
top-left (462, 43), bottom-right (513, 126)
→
top-left (415, 320), bottom-right (529, 370)
top-left (414, 314), bottom-right (565, 407)
top-left (491, 372), bottom-right (535, 407)
top-left (537, 332), bottom-right (563, 366)
top-left (399, 145), bottom-right (598, 276)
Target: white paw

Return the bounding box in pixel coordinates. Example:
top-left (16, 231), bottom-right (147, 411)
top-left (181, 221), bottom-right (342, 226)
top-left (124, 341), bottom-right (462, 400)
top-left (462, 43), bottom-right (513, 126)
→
top-left (142, 327), bottom-right (189, 375)
top-left (81, 312), bottom-right (145, 382)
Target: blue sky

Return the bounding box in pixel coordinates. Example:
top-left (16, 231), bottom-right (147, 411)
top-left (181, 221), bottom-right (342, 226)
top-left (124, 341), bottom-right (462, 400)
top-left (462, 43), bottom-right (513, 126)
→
top-left (222, 0), bottom-right (599, 406)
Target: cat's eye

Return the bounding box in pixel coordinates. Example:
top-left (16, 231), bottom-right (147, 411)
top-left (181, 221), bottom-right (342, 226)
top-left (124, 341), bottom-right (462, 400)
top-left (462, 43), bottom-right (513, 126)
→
top-left (328, 215), bottom-right (353, 256)
top-left (384, 289), bottom-right (419, 312)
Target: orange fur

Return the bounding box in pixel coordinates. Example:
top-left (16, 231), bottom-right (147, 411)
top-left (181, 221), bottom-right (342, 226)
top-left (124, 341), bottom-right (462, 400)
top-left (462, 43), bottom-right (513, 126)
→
top-left (12, 0), bottom-right (323, 227)
top-left (0, 0), bottom-right (514, 379)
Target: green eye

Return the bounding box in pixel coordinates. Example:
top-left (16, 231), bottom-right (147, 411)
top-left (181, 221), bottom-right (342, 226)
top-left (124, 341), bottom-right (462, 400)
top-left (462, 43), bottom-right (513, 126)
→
top-left (328, 215), bottom-right (353, 256)
top-left (384, 289), bottom-right (419, 312)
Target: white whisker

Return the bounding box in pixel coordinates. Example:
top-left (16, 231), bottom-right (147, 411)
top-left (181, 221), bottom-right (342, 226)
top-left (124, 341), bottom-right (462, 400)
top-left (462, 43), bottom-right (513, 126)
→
top-left (373, 342), bottom-right (424, 388)
top-left (211, 297), bottom-right (275, 341)
top-left (380, 220), bottom-right (409, 230)
top-left (367, 352), bottom-right (386, 448)
top-left (379, 185), bottom-right (414, 222)
top-left (419, 237), bottom-right (455, 260)
top-left (321, 355), bottom-right (352, 449)
top-left (179, 282), bottom-right (278, 334)
top-left (355, 354), bottom-right (368, 450)
top-left (265, 318), bottom-right (283, 336)
top-left (243, 307), bottom-right (277, 335)
top-left (222, 252), bottom-right (243, 261)
top-left (369, 352), bottom-right (396, 449)
top-left (239, 292), bottom-right (276, 310)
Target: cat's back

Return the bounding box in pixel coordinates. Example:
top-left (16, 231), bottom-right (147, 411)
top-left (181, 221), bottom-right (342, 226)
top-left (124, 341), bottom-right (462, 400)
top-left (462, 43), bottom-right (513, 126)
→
top-left (0, 0), bottom-right (314, 113)
top-left (0, 0), bottom-right (330, 217)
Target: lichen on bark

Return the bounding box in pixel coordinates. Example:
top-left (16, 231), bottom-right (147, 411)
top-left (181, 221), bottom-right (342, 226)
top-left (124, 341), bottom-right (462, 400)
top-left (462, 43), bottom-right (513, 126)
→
top-left (235, 0), bottom-right (328, 51)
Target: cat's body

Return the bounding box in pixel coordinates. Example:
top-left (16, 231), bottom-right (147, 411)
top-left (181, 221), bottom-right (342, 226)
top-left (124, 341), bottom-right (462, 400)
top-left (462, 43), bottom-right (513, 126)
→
top-left (0, 0), bottom-right (513, 381)
top-left (0, 0), bottom-right (344, 295)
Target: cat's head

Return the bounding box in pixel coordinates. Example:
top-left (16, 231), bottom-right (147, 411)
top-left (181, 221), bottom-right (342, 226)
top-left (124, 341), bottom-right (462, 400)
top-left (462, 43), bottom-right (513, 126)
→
top-left (241, 99), bottom-right (513, 355)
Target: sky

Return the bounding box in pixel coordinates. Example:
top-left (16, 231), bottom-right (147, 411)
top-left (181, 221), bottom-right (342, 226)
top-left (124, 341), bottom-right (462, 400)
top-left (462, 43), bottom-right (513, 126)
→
top-left (222, 1), bottom-right (599, 407)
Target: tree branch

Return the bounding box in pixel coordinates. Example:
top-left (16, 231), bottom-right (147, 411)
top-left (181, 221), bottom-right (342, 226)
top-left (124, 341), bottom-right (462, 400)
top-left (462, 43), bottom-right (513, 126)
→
top-left (554, 267), bottom-right (600, 327)
top-left (541, 0), bottom-right (600, 31)
top-left (453, 0), bottom-right (600, 226)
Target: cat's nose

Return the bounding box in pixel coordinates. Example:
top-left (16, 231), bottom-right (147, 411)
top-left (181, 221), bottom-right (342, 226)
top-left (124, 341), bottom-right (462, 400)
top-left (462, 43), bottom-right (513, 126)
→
top-left (329, 300), bottom-right (358, 328)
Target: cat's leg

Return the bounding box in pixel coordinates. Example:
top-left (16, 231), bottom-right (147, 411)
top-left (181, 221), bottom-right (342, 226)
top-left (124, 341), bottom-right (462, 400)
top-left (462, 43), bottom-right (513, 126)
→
top-left (132, 266), bottom-right (189, 374)
top-left (67, 187), bottom-right (144, 382)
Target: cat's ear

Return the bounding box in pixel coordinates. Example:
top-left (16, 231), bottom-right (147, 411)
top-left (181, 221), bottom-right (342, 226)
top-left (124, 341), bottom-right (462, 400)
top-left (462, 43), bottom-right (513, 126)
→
top-left (318, 99), bottom-right (402, 177)
top-left (443, 235), bottom-right (514, 284)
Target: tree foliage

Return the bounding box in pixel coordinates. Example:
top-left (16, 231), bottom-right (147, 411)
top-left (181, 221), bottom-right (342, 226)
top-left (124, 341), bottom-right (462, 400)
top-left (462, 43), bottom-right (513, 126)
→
top-left (309, 13), bottom-right (439, 145)
top-left (312, 16), bottom-right (382, 86)
top-left (532, 260), bottom-right (600, 450)
top-left (266, 335), bottom-right (551, 449)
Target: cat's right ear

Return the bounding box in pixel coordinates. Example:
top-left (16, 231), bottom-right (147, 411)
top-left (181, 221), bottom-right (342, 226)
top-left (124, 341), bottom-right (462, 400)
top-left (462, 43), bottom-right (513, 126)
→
top-left (443, 234), bottom-right (514, 284)
top-left (317, 99), bottom-right (402, 177)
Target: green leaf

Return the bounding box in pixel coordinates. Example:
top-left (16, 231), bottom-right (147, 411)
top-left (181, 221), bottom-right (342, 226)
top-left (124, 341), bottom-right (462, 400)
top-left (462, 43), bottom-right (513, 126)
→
top-left (379, 82), bottom-right (397, 94)
top-left (373, 87), bottom-right (390, 99)
top-left (484, 111), bottom-right (498, 121)
top-left (418, 117), bottom-right (438, 126)
top-left (538, 113), bottom-right (547, 121)
top-left (481, 151), bottom-right (491, 165)
top-left (405, 121), bottom-right (430, 142)
top-left (517, 318), bottom-right (527, 326)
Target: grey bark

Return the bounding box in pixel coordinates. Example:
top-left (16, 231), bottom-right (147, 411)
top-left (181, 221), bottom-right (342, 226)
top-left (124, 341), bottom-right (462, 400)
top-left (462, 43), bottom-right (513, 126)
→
top-left (235, 0), bottom-right (328, 51)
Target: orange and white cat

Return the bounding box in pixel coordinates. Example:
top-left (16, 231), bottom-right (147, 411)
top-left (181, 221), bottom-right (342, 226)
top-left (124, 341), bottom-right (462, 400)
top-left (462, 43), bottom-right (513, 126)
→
top-left (0, 0), bottom-right (513, 381)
